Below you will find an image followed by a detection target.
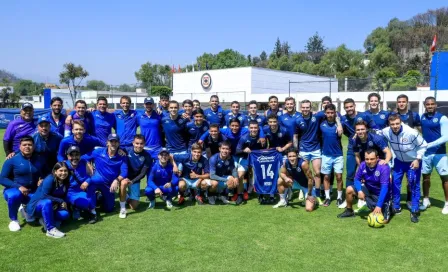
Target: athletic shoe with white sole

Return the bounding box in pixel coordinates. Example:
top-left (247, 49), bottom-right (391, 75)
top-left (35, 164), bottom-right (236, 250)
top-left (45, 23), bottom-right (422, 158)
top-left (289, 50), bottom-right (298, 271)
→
top-left (119, 208), bottom-right (127, 219)
top-left (336, 198), bottom-right (343, 207)
top-left (298, 190), bottom-right (304, 201)
top-left (208, 196), bottom-right (216, 205)
top-left (220, 196), bottom-right (230, 204)
top-left (442, 203), bottom-right (448, 215)
top-left (338, 199), bottom-right (347, 209)
top-left (287, 188), bottom-right (293, 201)
top-left (273, 199), bottom-right (288, 209)
top-left (8, 220), bottom-right (21, 232)
top-left (166, 200), bottom-right (173, 209)
top-left (19, 204), bottom-right (35, 223)
top-left (147, 200), bottom-right (156, 209)
top-left (357, 199), bottom-right (366, 209)
top-left (419, 199), bottom-right (431, 211)
top-left (354, 204), bottom-right (370, 214)
top-left (46, 227), bottom-right (65, 238)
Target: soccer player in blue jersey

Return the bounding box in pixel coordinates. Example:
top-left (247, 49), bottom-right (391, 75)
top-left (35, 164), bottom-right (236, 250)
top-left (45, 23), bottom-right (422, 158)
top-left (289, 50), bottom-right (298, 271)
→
top-left (32, 117), bottom-right (62, 168)
top-left (396, 94), bottom-right (421, 130)
top-left (3, 102), bottom-right (36, 156)
top-left (247, 100), bottom-right (266, 127)
top-left (202, 124), bottom-right (228, 158)
top-left (44, 97), bottom-right (66, 135)
top-left (174, 143), bottom-right (210, 205)
top-left (65, 100), bottom-right (94, 137)
top-left (340, 98), bottom-right (376, 208)
top-left (263, 114), bottom-right (292, 156)
top-left (121, 135), bottom-right (152, 212)
top-left (320, 104), bottom-right (344, 207)
top-left (419, 97), bottom-right (448, 214)
top-left (337, 149), bottom-right (392, 221)
top-left (179, 99), bottom-right (194, 120)
top-left (145, 149), bottom-right (178, 209)
top-left (204, 95), bottom-right (226, 127)
top-left (264, 95), bottom-right (283, 117)
top-left (207, 141), bottom-right (237, 204)
top-left (273, 147), bottom-right (315, 211)
top-left (162, 100), bottom-right (189, 154)
top-left (381, 114), bottom-right (427, 223)
top-left (82, 134), bottom-right (129, 218)
top-left (57, 120), bottom-right (102, 162)
top-left (352, 121), bottom-right (392, 166)
top-left (156, 94), bottom-right (170, 117)
top-left (185, 108), bottom-right (209, 149)
top-left (89, 97), bottom-right (116, 146)
top-left (138, 97), bottom-right (163, 159)
top-left (278, 97), bottom-right (306, 148)
top-left (0, 136), bottom-right (46, 231)
top-left (224, 101), bottom-right (248, 128)
top-left (366, 93), bottom-right (390, 129)
top-left (193, 100), bottom-right (201, 111)
top-left (114, 96), bottom-right (139, 148)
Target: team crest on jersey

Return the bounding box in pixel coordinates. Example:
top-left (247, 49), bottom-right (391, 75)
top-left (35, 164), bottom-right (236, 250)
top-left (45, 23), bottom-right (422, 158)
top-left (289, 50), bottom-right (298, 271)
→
top-left (284, 118), bottom-right (288, 121)
top-left (277, 112), bottom-right (282, 116)
top-left (433, 118), bottom-right (438, 123)
top-left (257, 118), bottom-right (261, 123)
top-left (178, 119), bottom-right (184, 124)
top-left (165, 120), bottom-right (169, 123)
top-left (278, 133), bottom-right (283, 138)
top-left (203, 127), bottom-right (207, 131)
top-left (218, 113), bottom-right (222, 118)
top-left (139, 156), bottom-right (145, 161)
top-left (380, 114), bottom-right (385, 119)
top-left (117, 115), bottom-right (122, 119)
top-left (357, 117), bottom-right (363, 122)
top-left (311, 117), bottom-right (316, 122)
top-left (238, 116), bottom-right (242, 121)
top-left (296, 167), bottom-right (302, 172)
top-left (374, 170), bottom-right (380, 177)
top-left (402, 138), bottom-right (408, 143)
top-left (198, 163), bottom-right (202, 168)
top-left (131, 113), bottom-right (134, 117)
top-left (225, 160), bottom-right (229, 166)
top-left (368, 141), bottom-right (373, 147)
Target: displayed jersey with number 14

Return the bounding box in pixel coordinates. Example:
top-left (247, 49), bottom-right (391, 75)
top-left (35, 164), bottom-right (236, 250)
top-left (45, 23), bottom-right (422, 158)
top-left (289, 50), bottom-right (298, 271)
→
top-left (249, 149), bottom-right (283, 195)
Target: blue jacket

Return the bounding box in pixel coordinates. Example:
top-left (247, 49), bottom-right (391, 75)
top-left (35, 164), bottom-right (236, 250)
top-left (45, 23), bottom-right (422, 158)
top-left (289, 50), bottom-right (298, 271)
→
top-left (0, 153), bottom-right (47, 190)
top-left (26, 174), bottom-right (69, 217)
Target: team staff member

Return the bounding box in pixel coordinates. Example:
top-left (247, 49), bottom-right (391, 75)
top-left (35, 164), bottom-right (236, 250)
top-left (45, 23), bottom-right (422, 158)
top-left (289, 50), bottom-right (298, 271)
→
top-left (44, 97), bottom-right (66, 135)
top-left (204, 95), bottom-right (226, 127)
top-left (65, 100), bottom-right (94, 137)
top-left (366, 93), bottom-right (390, 129)
top-left (247, 100), bottom-right (266, 127)
top-left (0, 136), bottom-right (47, 231)
top-left (352, 121), bottom-right (392, 165)
top-left (419, 97), bottom-right (448, 214)
top-left (338, 149), bottom-right (391, 221)
top-left (26, 162), bottom-right (70, 238)
top-left (273, 148), bottom-right (315, 211)
top-left (162, 100), bottom-right (189, 154)
top-left (82, 134), bottom-right (129, 218)
top-left (4, 102), bottom-right (36, 156)
top-left (139, 97), bottom-right (163, 159)
top-left (224, 101), bottom-right (248, 128)
top-left (114, 96), bottom-right (139, 148)
top-left (202, 124), bottom-right (228, 158)
top-left (381, 114), bottom-right (427, 223)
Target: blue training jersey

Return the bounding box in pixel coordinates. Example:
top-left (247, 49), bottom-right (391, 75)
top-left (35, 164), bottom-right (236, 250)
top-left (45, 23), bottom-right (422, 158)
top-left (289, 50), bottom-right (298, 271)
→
top-left (114, 109), bottom-right (139, 147)
top-left (174, 153), bottom-right (210, 178)
top-left (209, 153), bottom-right (237, 182)
top-left (224, 112), bottom-right (248, 128)
top-left (0, 153), bottom-right (46, 190)
top-left (162, 114), bottom-right (189, 153)
top-left (341, 112), bottom-right (376, 154)
top-left (82, 147), bottom-right (128, 185)
top-left (57, 134), bottom-right (101, 162)
top-left (366, 110), bottom-right (390, 130)
top-left (421, 112), bottom-right (447, 155)
top-left (43, 112), bottom-right (66, 136)
top-left (300, 111), bottom-right (326, 152)
top-left (249, 149), bottom-right (282, 195)
top-left (320, 120), bottom-right (343, 157)
top-left (125, 147), bottom-right (152, 182)
top-left (186, 121), bottom-right (210, 148)
top-left (247, 114), bottom-right (267, 127)
top-left (278, 112), bottom-right (306, 140)
top-left (352, 132), bottom-right (388, 161)
top-left (397, 110), bottom-right (421, 128)
top-left (146, 162), bottom-right (177, 189)
top-left (66, 159), bottom-right (90, 193)
top-left (202, 133), bottom-right (228, 156)
top-left (32, 131), bottom-right (62, 168)
top-left (236, 132), bottom-right (264, 159)
top-left (204, 107), bottom-right (226, 127)
top-left (285, 158), bottom-right (308, 187)
top-left (262, 125), bottom-right (291, 149)
top-left (138, 110), bottom-right (163, 151)
top-left (91, 110), bottom-right (116, 146)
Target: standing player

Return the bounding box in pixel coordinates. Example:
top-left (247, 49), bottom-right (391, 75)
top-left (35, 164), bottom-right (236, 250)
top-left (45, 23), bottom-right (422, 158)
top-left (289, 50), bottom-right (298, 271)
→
top-left (395, 94), bottom-right (421, 130)
top-left (247, 100), bottom-right (266, 127)
top-left (57, 120), bottom-right (102, 161)
top-left (352, 121), bottom-right (392, 166)
top-left (264, 95), bottom-right (283, 117)
top-left (320, 104), bottom-right (344, 206)
top-left (31, 117), bottom-right (63, 168)
top-left (201, 124), bottom-right (228, 158)
top-left (366, 93), bottom-right (390, 129)
top-left (114, 96), bottom-right (138, 148)
top-left (337, 149), bottom-right (392, 221)
top-left (162, 100), bottom-right (189, 154)
top-left (204, 95), bottom-right (226, 127)
top-left (65, 100), bottom-right (94, 137)
top-left (185, 108), bottom-right (209, 149)
top-left (263, 114), bottom-right (292, 156)
top-left (90, 97), bottom-right (116, 146)
top-left (157, 94), bottom-right (170, 117)
top-left (3, 102), bottom-right (36, 156)
top-left (273, 148), bottom-right (315, 211)
top-left (193, 100), bottom-right (201, 111)
top-left (419, 97), bottom-right (448, 213)
top-left (179, 99), bottom-right (194, 120)
top-left (381, 115), bottom-right (427, 223)
top-left (224, 101), bottom-right (248, 128)
top-left (139, 98), bottom-right (163, 160)
top-left (44, 97), bottom-right (66, 135)
top-left (278, 97), bottom-right (306, 148)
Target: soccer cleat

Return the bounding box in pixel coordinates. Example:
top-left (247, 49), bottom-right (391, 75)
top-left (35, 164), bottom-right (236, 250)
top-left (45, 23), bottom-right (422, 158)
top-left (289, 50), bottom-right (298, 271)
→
top-left (19, 204), bottom-right (35, 223)
top-left (286, 188), bottom-right (293, 201)
top-left (419, 199), bottom-right (431, 211)
top-left (72, 208), bottom-right (81, 220)
top-left (442, 203), bottom-right (448, 215)
top-left (354, 204), bottom-right (370, 214)
top-left (46, 227), bottom-right (65, 238)
top-left (219, 196), bottom-right (230, 204)
top-left (208, 196), bottom-right (216, 205)
top-left (195, 195), bottom-right (204, 205)
top-left (406, 201), bottom-right (412, 211)
top-left (88, 213), bottom-right (98, 224)
top-left (178, 196), bottom-right (185, 205)
top-left (258, 195), bottom-right (265, 204)
top-left (119, 208), bottom-right (127, 219)
top-left (393, 207), bottom-right (402, 215)
top-left (166, 200), bottom-right (173, 209)
top-left (273, 199), bottom-right (287, 208)
top-left (268, 197), bottom-right (275, 204)
top-left (298, 190), bottom-right (304, 201)
top-left (410, 212), bottom-right (419, 223)
top-left (243, 191), bottom-right (249, 201)
top-left (357, 199), bottom-right (366, 209)
top-left (8, 220), bottom-right (21, 232)
top-left (338, 199), bottom-right (347, 209)
top-left (336, 198), bottom-right (343, 207)
top-left (147, 200), bottom-right (156, 209)
top-left (231, 193), bottom-right (239, 202)
top-left (337, 209), bottom-right (355, 218)
top-left (323, 198), bottom-right (331, 207)
top-left (236, 195), bottom-right (244, 205)
top-left (316, 197), bottom-right (323, 206)
top-left (247, 184), bottom-right (254, 194)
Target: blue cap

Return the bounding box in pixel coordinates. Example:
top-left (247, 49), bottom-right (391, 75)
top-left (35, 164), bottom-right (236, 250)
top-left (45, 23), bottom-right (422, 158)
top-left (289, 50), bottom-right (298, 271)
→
top-left (66, 145), bottom-right (80, 155)
top-left (21, 102), bottom-right (33, 110)
top-left (37, 116), bottom-right (50, 125)
top-left (158, 148), bottom-right (169, 155)
top-left (144, 97), bottom-right (154, 104)
top-left (107, 133), bottom-right (120, 141)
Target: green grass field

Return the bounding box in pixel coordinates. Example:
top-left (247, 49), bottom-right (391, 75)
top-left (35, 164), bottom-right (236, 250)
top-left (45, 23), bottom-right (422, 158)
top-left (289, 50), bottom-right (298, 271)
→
top-left (0, 130), bottom-right (447, 272)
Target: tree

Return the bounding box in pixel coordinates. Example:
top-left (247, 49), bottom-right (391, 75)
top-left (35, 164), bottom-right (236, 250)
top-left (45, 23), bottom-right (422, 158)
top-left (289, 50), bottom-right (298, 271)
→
top-left (86, 80), bottom-right (108, 91)
top-left (118, 84), bottom-right (134, 92)
top-left (0, 78), bottom-right (20, 107)
top-left (213, 49), bottom-right (249, 69)
top-left (305, 32), bottom-right (327, 63)
top-left (274, 38), bottom-right (282, 58)
top-left (135, 62), bottom-right (171, 90)
top-left (364, 27), bottom-right (390, 53)
top-left (368, 45), bottom-right (399, 72)
top-left (150, 86), bottom-right (172, 96)
top-left (281, 41), bottom-right (290, 57)
top-left (247, 54), bottom-right (252, 65)
top-left (316, 44), bottom-right (365, 77)
top-left (196, 53), bottom-right (216, 71)
top-left (372, 68), bottom-right (397, 91)
top-left (260, 51), bottom-right (267, 61)
top-left (13, 80), bottom-right (44, 95)
top-left (59, 63), bottom-right (89, 106)
top-left (252, 56), bottom-right (261, 66)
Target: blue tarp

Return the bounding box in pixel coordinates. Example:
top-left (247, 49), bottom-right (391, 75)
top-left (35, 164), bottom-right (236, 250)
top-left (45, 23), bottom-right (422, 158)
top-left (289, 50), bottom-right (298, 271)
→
top-left (0, 108), bottom-right (53, 129)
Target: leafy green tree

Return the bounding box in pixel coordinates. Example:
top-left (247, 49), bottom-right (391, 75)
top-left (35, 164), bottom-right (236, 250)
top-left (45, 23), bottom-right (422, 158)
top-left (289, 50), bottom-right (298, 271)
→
top-left (368, 45), bottom-right (399, 72)
top-left (364, 27), bottom-right (390, 53)
top-left (213, 49), bottom-right (249, 69)
top-left (305, 32), bottom-right (327, 63)
top-left (372, 67), bottom-right (397, 91)
top-left (260, 51), bottom-right (267, 61)
top-left (196, 53), bottom-right (216, 70)
top-left (13, 80), bottom-right (44, 95)
top-left (150, 86), bottom-right (172, 96)
top-left (118, 84), bottom-right (134, 92)
top-left (59, 63), bottom-right (89, 106)
top-left (317, 45), bottom-right (365, 76)
top-left (274, 38), bottom-right (282, 58)
top-left (135, 62), bottom-right (171, 90)
top-left (87, 80), bottom-right (108, 91)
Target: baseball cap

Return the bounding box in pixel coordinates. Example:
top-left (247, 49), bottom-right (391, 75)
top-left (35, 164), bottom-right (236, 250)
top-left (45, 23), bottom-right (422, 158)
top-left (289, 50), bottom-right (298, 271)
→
top-left (66, 145), bottom-right (80, 155)
top-left (158, 148), bottom-right (169, 155)
top-left (107, 133), bottom-right (120, 141)
top-left (21, 103), bottom-right (33, 110)
top-left (144, 97), bottom-right (154, 104)
top-left (37, 116), bottom-right (50, 125)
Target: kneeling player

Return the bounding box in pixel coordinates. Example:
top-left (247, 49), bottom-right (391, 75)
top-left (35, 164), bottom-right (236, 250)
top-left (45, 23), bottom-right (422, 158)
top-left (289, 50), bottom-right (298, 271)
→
top-left (206, 141), bottom-right (237, 204)
top-left (338, 149), bottom-right (391, 222)
top-left (273, 148), bottom-right (316, 211)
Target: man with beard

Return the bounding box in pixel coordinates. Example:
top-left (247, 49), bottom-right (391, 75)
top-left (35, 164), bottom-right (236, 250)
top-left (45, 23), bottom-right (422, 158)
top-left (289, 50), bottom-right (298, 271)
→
top-left (4, 103), bottom-right (36, 156)
top-left (114, 96), bottom-right (139, 148)
top-left (65, 100), bottom-right (94, 137)
top-left (264, 96), bottom-right (283, 117)
top-left (44, 97), bottom-right (66, 135)
top-left (57, 120), bottom-right (102, 161)
top-left (352, 121), bottom-right (392, 166)
top-left (138, 97), bottom-right (163, 160)
top-left (204, 95), bottom-right (226, 127)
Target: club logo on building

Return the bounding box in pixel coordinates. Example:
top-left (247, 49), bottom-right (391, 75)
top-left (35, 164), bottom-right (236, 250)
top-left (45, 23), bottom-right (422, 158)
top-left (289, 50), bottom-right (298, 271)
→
top-left (375, 170), bottom-right (380, 177)
top-left (201, 73), bottom-right (212, 89)
top-left (433, 118), bottom-right (438, 123)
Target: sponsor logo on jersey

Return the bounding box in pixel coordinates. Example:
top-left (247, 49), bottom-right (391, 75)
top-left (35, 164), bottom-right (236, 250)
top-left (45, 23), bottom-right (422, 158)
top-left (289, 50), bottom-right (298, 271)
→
top-left (257, 155), bottom-right (276, 163)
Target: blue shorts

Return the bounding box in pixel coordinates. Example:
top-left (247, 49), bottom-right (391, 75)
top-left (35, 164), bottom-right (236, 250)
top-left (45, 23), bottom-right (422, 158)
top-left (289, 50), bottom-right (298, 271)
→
top-left (299, 149), bottom-right (321, 161)
top-left (128, 182), bottom-right (141, 201)
top-left (422, 154), bottom-right (448, 176)
top-left (217, 176), bottom-right (231, 192)
top-left (292, 182), bottom-right (316, 196)
top-left (233, 156), bottom-right (248, 172)
top-left (321, 155), bottom-right (343, 175)
top-left (181, 177), bottom-right (200, 189)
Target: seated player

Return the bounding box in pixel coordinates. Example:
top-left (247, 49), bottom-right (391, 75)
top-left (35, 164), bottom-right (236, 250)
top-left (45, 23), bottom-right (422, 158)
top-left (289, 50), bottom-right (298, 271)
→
top-left (58, 120), bottom-right (102, 161)
top-left (82, 134), bottom-right (129, 218)
top-left (338, 149), bottom-right (392, 222)
top-left (0, 136), bottom-right (47, 231)
top-left (174, 143), bottom-right (210, 205)
top-left (122, 135), bottom-right (152, 212)
top-left (145, 149), bottom-right (178, 209)
top-left (206, 141), bottom-right (237, 205)
top-left (26, 162), bottom-right (71, 238)
top-left (235, 120), bottom-right (265, 204)
top-left (65, 146), bottom-right (97, 224)
top-left (352, 120), bottom-right (392, 166)
top-left (273, 148), bottom-right (316, 211)
top-left (201, 124), bottom-right (228, 158)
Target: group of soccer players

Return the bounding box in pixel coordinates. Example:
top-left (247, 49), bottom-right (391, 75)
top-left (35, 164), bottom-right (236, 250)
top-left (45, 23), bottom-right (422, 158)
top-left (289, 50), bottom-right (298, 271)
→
top-left (1, 91), bottom-right (447, 238)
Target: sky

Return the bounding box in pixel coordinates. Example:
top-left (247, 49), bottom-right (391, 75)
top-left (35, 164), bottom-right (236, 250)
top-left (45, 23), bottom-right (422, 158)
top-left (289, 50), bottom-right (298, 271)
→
top-left (1, 0), bottom-right (446, 84)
